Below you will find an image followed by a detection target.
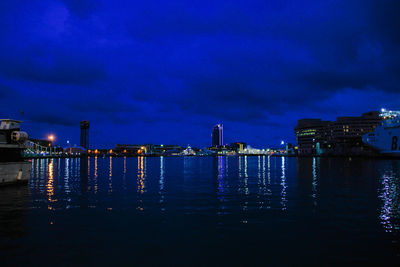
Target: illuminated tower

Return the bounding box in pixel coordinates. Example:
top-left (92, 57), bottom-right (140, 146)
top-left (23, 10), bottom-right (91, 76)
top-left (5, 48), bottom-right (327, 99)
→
top-left (80, 120), bottom-right (90, 149)
top-left (212, 124), bottom-right (223, 147)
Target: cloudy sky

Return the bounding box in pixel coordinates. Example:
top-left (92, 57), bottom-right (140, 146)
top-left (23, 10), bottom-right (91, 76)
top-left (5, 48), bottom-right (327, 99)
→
top-left (1, 0), bottom-right (399, 148)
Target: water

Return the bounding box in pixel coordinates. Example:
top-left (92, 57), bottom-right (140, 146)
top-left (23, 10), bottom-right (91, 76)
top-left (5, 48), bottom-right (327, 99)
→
top-left (1, 156), bottom-right (399, 265)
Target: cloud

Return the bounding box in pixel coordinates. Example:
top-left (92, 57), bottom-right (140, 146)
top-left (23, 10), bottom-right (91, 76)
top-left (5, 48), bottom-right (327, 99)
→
top-left (62, 0), bottom-right (99, 18)
top-left (24, 112), bottom-right (77, 127)
top-left (1, 0), bottom-right (400, 147)
top-left (0, 46), bottom-right (106, 85)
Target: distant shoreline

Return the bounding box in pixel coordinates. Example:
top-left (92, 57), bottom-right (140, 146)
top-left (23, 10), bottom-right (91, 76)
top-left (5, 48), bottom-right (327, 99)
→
top-left (24, 154), bottom-right (400, 159)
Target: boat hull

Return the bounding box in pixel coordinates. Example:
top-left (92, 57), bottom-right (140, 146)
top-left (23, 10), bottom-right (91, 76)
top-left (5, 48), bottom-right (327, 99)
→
top-left (0, 161), bottom-right (31, 186)
top-left (362, 122), bottom-right (400, 156)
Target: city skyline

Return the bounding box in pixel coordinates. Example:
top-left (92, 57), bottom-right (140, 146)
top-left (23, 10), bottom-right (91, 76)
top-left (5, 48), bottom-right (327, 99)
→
top-left (1, 1), bottom-right (399, 148)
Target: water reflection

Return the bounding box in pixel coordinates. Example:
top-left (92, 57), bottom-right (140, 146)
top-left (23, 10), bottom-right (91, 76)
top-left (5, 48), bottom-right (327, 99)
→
top-left (26, 157), bottom-right (400, 235)
top-left (0, 186), bottom-right (29, 240)
top-left (47, 159), bottom-right (56, 210)
top-left (80, 157), bottom-right (89, 208)
top-left (257, 156), bottom-right (264, 209)
top-left (280, 157), bottom-right (287, 210)
top-left (238, 156), bottom-right (249, 214)
top-left (94, 156), bottom-right (98, 194)
top-left (379, 163), bottom-right (400, 233)
top-left (159, 156), bottom-right (165, 212)
top-left (108, 156), bottom-right (113, 193)
top-left (137, 156), bottom-right (146, 211)
top-left (122, 156), bottom-right (127, 191)
top-left (217, 156), bottom-right (227, 215)
top-left (64, 158), bottom-right (71, 195)
top-left (312, 157), bottom-right (319, 208)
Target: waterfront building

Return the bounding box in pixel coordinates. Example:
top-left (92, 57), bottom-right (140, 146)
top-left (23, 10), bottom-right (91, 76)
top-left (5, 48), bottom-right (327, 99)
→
top-left (29, 138), bottom-right (52, 148)
top-left (230, 142), bottom-right (246, 152)
top-left (63, 146), bottom-right (86, 155)
top-left (114, 144), bottom-right (146, 155)
top-left (181, 145), bottom-right (196, 156)
top-left (80, 120), bottom-right (90, 150)
top-left (114, 144), bottom-right (184, 156)
top-left (145, 144), bottom-right (184, 155)
top-left (212, 124), bottom-right (223, 147)
top-left (295, 111), bottom-right (381, 155)
top-left (241, 146), bottom-right (267, 155)
top-left (285, 143), bottom-right (296, 155)
top-left (295, 119), bottom-right (331, 155)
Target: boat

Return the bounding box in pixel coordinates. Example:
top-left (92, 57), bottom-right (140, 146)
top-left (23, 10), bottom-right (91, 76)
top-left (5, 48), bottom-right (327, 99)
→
top-left (0, 119), bottom-right (31, 185)
top-left (362, 110), bottom-right (400, 156)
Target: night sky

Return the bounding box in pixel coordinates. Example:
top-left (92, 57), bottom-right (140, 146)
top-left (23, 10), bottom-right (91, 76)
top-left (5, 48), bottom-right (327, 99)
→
top-left (1, 0), bottom-right (399, 148)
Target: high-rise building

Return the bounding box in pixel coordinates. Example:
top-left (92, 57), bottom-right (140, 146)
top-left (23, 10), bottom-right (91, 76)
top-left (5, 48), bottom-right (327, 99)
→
top-left (80, 120), bottom-right (90, 150)
top-left (212, 124), bottom-right (223, 147)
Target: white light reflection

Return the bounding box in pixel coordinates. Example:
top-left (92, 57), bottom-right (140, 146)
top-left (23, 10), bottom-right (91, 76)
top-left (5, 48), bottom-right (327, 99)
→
top-left (65, 158), bottom-right (70, 194)
top-left (217, 156), bottom-right (227, 216)
top-left (39, 159), bottom-right (46, 193)
top-left (312, 157), bottom-right (319, 208)
top-left (379, 170), bottom-right (400, 233)
top-left (280, 157), bottom-right (287, 210)
top-left (267, 156), bottom-right (271, 185)
top-left (160, 156), bottom-right (165, 212)
top-left (237, 156), bottom-right (249, 219)
top-left (257, 156), bottom-right (263, 209)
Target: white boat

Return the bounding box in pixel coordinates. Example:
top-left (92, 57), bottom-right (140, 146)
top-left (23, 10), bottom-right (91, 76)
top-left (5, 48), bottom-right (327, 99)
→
top-left (362, 110), bottom-right (400, 156)
top-left (0, 119), bottom-right (31, 185)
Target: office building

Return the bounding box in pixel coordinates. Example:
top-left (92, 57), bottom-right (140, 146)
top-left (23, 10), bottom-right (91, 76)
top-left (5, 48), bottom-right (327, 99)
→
top-left (295, 111), bottom-right (381, 155)
top-left (295, 119), bottom-right (331, 155)
top-left (212, 124), bottom-right (223, 147)
top-left (230, 142), bottom-right (246, 152)
top-left (80, 120), bottom-right (90, 150)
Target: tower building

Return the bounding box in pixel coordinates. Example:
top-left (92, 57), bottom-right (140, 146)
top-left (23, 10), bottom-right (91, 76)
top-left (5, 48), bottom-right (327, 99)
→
top-left (212, 124), bottom-right (223, 147)
top-left (80, 120), bottom-right (90, 150)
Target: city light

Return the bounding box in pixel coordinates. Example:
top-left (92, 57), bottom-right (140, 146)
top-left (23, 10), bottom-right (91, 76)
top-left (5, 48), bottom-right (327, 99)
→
top-left (281, 140), bottom-right (285, 145)
top-left (48, 134), bottom-right (55, 142)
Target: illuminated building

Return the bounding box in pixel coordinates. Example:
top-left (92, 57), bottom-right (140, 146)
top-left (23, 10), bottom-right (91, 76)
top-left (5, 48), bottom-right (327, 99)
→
top-left (295, 111), bottom-right (381, 155)
top-left (114, 144), bottom-right (184, 156)
top-left (80, 120), bottom-right (90, 150)
top-left (212, 124), bottom-right (223, 147)
top-left (295, 119), bottom-right (330, 155)
top-left (230, 142), bottom-right (246, 152)
top-left (145, 144), bottom-right (184, 155)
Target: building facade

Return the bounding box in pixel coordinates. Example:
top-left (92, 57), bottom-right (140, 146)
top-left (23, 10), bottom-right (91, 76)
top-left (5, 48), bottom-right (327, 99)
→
top-left (295, 119), bottom-right (331, 155)
top-left (212, 124), bottom-right (223, 147)
top-left (230, 142), bottom-right (246, 152)
top-left (80, 120), bottom-right (90, 150)
top-left (295, 111), bottom-right (381, 155)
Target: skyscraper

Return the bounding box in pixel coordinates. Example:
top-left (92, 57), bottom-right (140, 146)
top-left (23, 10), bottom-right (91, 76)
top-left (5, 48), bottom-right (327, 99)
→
top-left (80, 120), bottom-right (90, 150)
top-left (212, 124), bottom-right (223, 147)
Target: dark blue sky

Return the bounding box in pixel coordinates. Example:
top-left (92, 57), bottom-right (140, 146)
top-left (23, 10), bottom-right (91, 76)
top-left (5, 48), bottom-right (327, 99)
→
top-left (1, 0), bottom-right (399, 148)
